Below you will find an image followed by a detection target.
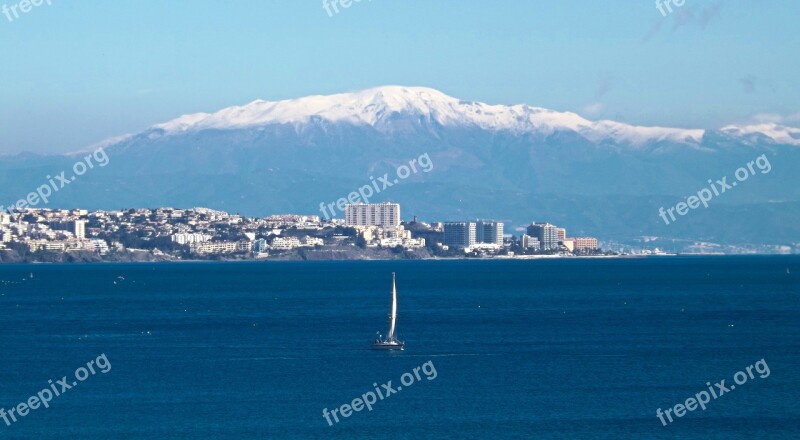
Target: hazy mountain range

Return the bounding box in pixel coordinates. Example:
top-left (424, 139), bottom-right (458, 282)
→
top-left (2, 86), bottom-right (798, 250)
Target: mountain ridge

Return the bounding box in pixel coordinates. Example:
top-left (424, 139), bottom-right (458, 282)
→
top-left (1, 86), bottom-right (798, 251)
top-left (60, 86), bottom-right (797, 158)
top-left (98, 85), bottom-right (800, 150)
top-left (145, 85), bottom-right (706, 148)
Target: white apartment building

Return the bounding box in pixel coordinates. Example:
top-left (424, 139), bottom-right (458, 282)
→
top-left (271, 237), bottom-right (302, 250)
top-left (89, 239), bottom-right (110, 254)
top-left (379, 237), bottom-right (426, 249)
top-left (345, 203), bottom-right (400, 228)
top-left (301, 236), bottom-right (324, 247)
top-left (192, 242), bottom-right (239, 254)
top-left (73, 220), bottom-right (87, 240)
top-left (384, 225), bottom-right (411, 239)
top-left (27, 240), bottom-right (68, 252)
top-left (171, 233), bottom-right (213, 245)
top-left (521, 234), bottom-right (541, 251)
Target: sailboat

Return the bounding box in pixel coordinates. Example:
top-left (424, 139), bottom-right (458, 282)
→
top-left (372, 272), bottom-right (404, 350)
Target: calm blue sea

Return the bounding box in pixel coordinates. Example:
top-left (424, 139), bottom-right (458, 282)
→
top-left (0, 257), bottom-right (798, 439)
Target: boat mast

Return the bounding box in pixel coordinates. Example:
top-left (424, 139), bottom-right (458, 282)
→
top-left (388, 272), bottom-right (397, 340)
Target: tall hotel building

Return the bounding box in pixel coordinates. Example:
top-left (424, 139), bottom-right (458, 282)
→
top-left (345, 203), bottom-right (401, 228)
top-left (444, 221), bottom-right (504, 248)
top-left (443, 222), bottom-right (477, 249)
top-left (476, 221), bottom-right (504, 245)
top-left (527, 222), bottom-right (560, 251)
top-left (48, 220), bottom-right (87, 240)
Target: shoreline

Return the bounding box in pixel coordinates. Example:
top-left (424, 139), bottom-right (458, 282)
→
top-left (1, 253), bottom-right (797, 266)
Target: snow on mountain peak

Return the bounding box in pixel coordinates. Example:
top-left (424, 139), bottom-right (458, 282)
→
top-left (153, 86), bottom-right (458, 132)
top-left (720, 123), bottom-right (800, 146)
top-left (148, 86), bottom-right (708, 147)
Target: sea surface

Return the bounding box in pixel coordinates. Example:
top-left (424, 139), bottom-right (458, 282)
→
top-left (0, 256), bottom-right (798, 439)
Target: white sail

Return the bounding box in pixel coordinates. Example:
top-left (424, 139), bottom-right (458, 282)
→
top-left (388, 272), bottom-right (397, 340)
top-left (372, 272), bottom-right (404, 350)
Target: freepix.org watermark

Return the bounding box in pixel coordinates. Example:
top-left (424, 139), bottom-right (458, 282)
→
top-left (656, 358), bottom-right (770, 427)
top-left (322, 360), bottom-right (437, 427)
top-left (658, 154), bottom-right (772, 226)
top-left (322, 0), bottom-right (371, 17)
top-left (0, 147), bottom-right (110, 216)
top-left (319, 152), bottom-right (433, 220)
top-left (655, 0), bottom-right (686, 17)
top-left (2, 0), bottom-right (52, 23)
top-left (1, 354), bottom-right (111, 428)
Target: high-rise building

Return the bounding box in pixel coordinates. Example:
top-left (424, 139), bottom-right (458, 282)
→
top-left (72, 220), bottom-right (86, 239)
top-left (345, 203), bottom-right (400, 227)
top-left (526, 222), bottom-right (560, 250)
top-left (476, 221), bottom-right (504, 245)
top-left (443, 222), bottom-right (477, 249)
top-left (557, 228), bottom-right (567, 241)
top-left (444, 221), bottom-right (503, 249)
top-left (49, 220), bottom-right (87, 239)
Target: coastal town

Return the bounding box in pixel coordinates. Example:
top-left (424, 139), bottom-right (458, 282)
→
top-left (0, 202), bottom-right (604, 263)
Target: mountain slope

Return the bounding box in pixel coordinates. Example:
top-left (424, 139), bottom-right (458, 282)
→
top-left (2, 86), bottom-right (799, 249)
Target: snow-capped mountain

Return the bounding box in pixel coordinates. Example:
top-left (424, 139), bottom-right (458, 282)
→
top-left (720, 123), bottom-right (800, 146)
top-left (1, 86), bottom-right (798, 248)
top-left (146, 86), bottom-right (707, 147)
top-left (94, 85), bottom-right (800, 151)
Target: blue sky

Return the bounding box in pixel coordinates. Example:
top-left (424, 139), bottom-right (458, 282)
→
top-left (1, 0), bottom-right (798, 154)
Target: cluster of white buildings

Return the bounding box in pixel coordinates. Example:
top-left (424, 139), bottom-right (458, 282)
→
top-left (0, 203), bottom-right (600, 259)
top-left (438, 219), bottom-right (598, 254)
top-left (188, 235), bottom-right (324, 255)
top-left (0, 211), bottom-right (110, 253)
top-left (345, 203), bottom-right (425, 249)
top-left (263, 215), bottom-right (321, 229)
top-left (171, 233), bottom-right (212, 245)
top-left (270, 236), bottom-right (324, 250)
top-left (442, 220), bottom-right (504, 252)
top-left (522, 222), bottom-right (598, 253)
top-left (191, 241), bottom-right (250, 254)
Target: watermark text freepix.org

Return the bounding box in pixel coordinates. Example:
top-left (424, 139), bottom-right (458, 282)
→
top-left (656, 358), bottom-right (770, 427)
top-left (323, 0), bottom-right (371, 17)
top-left (322, 360), bottom-right (437, 426)
top-left (2, 0), bottom-right (52, 23)
top-left (1, 147), bottom-right (110, 216)
top-left (658, 154), bottom-right (771, 226)
top-left (319, 152), bottom-right (433, 220)
top-left (1, 354), bottom-right (112, 428)
top-left (655, 0), bottom-right (686, 17)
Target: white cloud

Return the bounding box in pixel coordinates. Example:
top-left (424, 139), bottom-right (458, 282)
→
top-left (583, 102), bottom-right (605, 116)
top-left (749, 113), bottom-right (800, 125)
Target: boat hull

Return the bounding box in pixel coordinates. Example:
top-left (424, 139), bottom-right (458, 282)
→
top-left (371, 342), bottom-right (404, 351)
